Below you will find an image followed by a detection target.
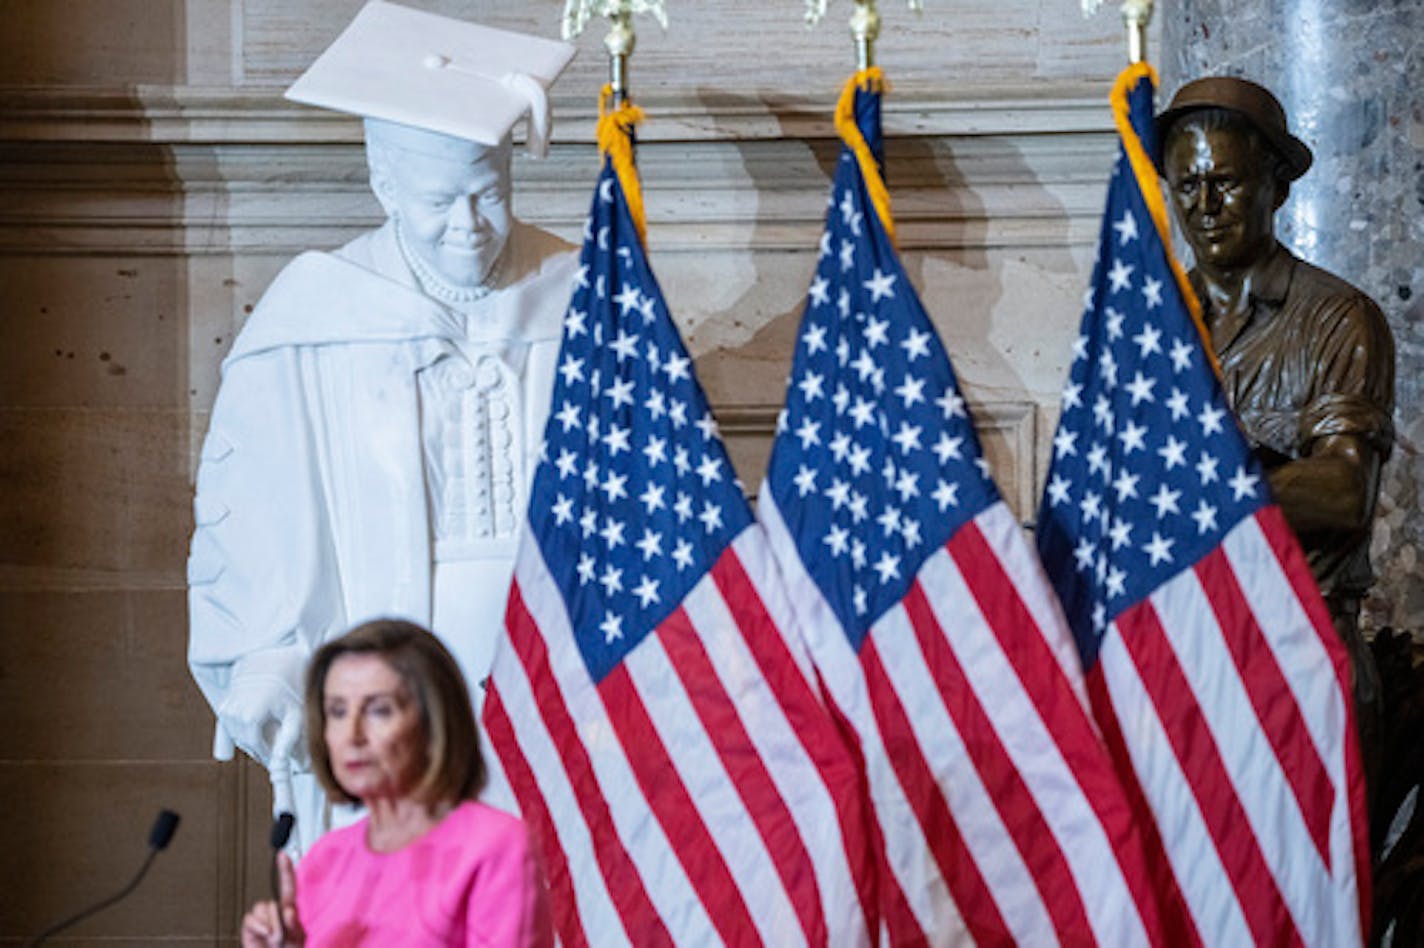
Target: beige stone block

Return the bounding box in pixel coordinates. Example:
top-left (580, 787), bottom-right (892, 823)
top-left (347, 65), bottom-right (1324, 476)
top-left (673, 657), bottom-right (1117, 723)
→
top-left (917, 247), bottom-right (1087, 401)
top-left (183, 0), bottom-right (240, 87)
top-left (974, 401), bottom-right (1039, 523)
top-left (0, 257), bottom-right (189, 410)
top-left (0, 1), bottom-right (189, 86)
top-left (693, 306), bottom-right (804, 416)
top-left (0, 589), bottom-right (210, 761)
top-left (0, 408), bottom-right (192, 583)
top-left (188, 408), bottom-right (212, 483)
top-left (1037, 2), bottom-right (1162, 81)
top-left (241, 755), bottom-right (279, 908)
top-left (186, 253), bottom-right (296, 412)
top-left (1033, 402), bottom-right (1063, 526)
top-left (0, 760), bottom-right (240, 940)
top-left (716, 407), bottom-right (778, 500)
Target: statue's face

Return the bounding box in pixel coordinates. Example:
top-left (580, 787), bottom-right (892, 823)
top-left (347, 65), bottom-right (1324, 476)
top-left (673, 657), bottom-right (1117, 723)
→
top-left (1163, 122), bottom-right (1281, 273)
top-left (381, 143), bottom-right (513, 290)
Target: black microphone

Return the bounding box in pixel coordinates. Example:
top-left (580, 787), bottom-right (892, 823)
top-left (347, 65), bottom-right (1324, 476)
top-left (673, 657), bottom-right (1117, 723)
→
top-left (269, 812), bottom-right (296, 943)
top-left (150, 809), bottom-right (181, 850)
top-left (270, 811), bottom-right (295, 850)
top-left (28, 808), bottom-right (181, 946)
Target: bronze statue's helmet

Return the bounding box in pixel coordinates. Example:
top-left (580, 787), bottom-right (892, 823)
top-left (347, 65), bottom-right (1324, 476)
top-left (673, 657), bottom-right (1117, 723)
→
top-left (1154, 76), bottom-right (1314, 181)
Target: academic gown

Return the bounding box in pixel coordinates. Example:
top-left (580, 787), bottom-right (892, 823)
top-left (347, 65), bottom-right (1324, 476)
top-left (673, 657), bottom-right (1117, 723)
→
top-left (187, 220), bottom-right (575, 851)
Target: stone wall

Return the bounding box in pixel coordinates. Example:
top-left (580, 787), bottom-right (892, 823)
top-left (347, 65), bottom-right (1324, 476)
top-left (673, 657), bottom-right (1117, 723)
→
top-left (1, 0), bottom-right (1166, 941)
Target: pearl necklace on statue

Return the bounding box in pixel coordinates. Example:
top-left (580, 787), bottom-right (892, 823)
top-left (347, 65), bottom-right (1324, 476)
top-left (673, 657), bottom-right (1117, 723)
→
top-left (395, 219), bottom-right (503, 307)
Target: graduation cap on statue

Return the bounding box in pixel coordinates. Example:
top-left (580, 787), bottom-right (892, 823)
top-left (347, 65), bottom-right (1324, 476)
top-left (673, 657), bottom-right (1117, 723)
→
top-left (285, 0), bottom-right (577, 157)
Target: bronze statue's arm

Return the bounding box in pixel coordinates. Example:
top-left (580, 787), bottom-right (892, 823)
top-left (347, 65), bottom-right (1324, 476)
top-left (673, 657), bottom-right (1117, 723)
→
top-left (1267, 432), bottom-right (1381, 535)
top-left (1268, 288), bottom-right (1394, 538)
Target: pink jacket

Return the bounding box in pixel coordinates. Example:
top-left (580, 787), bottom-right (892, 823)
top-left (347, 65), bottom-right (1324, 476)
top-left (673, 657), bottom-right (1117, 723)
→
top-left (296, 801), bottom-right (552, 947)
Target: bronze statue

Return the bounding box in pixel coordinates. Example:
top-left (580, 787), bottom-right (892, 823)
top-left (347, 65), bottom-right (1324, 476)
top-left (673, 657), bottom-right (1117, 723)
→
top-left (1156, 76), bottom-right (1396, 784)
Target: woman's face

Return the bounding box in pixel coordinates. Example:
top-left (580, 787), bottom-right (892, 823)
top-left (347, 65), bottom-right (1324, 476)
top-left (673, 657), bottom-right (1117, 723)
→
top-left (322, 653), bottom-right (428, 803)
top-left (386, 145), bottom-right (512, 290)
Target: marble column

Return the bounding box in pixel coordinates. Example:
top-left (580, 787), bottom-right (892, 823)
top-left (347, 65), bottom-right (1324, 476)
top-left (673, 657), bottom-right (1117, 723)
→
top-left (1162, 0), bottom-right (1424, 631)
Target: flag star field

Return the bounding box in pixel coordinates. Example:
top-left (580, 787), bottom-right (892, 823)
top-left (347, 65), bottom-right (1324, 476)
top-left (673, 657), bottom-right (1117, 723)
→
top-left (1036, 137), bottom-right (1267, 664)
top-left (528, 162), bottom-right (751, 683)
top-left (766, 136), bottom-right (997, 650)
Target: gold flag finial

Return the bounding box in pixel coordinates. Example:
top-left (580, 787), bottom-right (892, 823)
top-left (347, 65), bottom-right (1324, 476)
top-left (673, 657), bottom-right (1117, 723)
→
top-left (1080, 0), bottom-right (1154, 64)
top-left (562, 0), bottom-right (668, 103)
top-left (805, 0), bottom-right (922, 70)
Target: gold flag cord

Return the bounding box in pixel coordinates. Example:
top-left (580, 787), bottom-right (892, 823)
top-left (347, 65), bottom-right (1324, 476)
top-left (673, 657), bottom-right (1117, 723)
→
top-left (833, 67), bottom-right (897, 245)
top-left (597, 84), bottom-right (649, 246)
top-left (1108, 62), bottom-right (1220, 379)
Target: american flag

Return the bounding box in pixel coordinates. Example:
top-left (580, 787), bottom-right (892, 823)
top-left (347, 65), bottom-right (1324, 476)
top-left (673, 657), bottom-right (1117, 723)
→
top-left (1034, 64), bottom-right (1370, 945)
top-left (759, 69), bottom-right (1167, 945)
top-left (482, 106), bottom-right (877, 946)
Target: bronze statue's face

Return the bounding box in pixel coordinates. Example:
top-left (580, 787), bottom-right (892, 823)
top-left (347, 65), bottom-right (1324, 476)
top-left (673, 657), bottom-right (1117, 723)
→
top-left (1163, 122), bottom-right (1281, 273)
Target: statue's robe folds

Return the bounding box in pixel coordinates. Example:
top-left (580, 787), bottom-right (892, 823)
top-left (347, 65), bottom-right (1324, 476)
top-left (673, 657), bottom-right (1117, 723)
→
top-left (187, 221), bottom-right (575, 850)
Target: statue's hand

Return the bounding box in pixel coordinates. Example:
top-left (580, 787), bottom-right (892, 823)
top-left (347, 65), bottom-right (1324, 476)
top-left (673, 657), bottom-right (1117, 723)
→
top-left (216, 647), bottom-right (309, 770)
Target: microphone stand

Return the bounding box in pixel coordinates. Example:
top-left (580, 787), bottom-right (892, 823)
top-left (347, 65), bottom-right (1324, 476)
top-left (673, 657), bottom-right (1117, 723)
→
top-left (28, 810), bottom-right (180, 946)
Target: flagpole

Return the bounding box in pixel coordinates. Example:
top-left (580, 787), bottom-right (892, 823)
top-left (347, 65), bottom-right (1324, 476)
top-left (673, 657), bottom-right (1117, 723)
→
top-left (560, 0), bottom-right (669, 105)
top-left (804, 0), bottom-right (921, 69)
top-left (607, 11), bottom-right (634, 105)
top-left (1121, 0), bottom-right (1152, 65)
top-left (1079, 0), bottom-right (1154, 64)
top-left (851, 1), bottom-right (879, 70)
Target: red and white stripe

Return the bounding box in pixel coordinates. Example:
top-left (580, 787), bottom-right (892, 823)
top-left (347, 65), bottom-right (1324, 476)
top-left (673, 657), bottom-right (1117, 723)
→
top-left (1090, 505), bottom-right (1369, 946)
top-left (484, 523), bottom-right (876, 947)
top-left (762, 496), bottom-right (1166, 946)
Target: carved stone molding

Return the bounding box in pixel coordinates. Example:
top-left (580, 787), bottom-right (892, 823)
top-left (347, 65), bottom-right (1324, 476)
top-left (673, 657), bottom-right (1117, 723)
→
top-left (0, 130), bottom-right (1116, 256)
top-left (0, 86), bottom-right (1117, 144)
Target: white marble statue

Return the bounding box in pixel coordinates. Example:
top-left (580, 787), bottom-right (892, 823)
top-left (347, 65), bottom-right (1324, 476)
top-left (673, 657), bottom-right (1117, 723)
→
top-left (187, 3), bottom-right (575, 853)
top-left (187, 116), bottom-right (576, 853)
